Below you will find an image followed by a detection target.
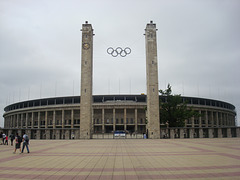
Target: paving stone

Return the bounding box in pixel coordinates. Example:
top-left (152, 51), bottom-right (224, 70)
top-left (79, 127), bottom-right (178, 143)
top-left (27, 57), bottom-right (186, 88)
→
top-left (0, 138), bottom-right (240, 179)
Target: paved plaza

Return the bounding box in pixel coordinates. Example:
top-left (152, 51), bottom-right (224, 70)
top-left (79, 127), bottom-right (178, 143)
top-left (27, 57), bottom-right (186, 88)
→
top-left (0, 138), bottom-right (240, 179)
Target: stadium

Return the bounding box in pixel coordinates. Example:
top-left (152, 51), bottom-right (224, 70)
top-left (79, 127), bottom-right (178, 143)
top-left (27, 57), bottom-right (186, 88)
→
top-left (2, 21), bottom-right (239, 139)
top-left (2, 94), bottom-right (238, 139)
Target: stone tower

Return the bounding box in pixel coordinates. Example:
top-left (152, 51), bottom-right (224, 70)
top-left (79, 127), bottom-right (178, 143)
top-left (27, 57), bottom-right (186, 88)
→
top-left (145, 21), bottom-right (160, 139)
top-left (80, 21), bottom-right (94, 139)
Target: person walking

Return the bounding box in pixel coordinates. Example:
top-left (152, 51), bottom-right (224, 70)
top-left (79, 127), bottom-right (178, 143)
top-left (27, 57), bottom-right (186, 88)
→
top-left (21, 133), bottom-right (30, 153)
top-left (0, 132), bottom-right (2, 145)
top-left (13, 133), bottom-right (22, 154)
top-left (2, 133), bottom-right (6, 145)
top-left (5, 135), bottom-right (8, 145)
top-left (10, 134), bottom-right (15, 146)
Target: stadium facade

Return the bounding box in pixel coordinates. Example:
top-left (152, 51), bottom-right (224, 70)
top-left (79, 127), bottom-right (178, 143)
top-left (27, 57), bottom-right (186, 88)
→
top-left (2, 94), bottom-right (238, 139)
top-left (2, 21), bottom-right (239, 139)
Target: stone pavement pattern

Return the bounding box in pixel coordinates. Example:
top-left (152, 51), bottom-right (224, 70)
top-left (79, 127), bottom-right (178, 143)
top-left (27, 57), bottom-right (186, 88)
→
top-left (0, 138), bottom-right (240, 179)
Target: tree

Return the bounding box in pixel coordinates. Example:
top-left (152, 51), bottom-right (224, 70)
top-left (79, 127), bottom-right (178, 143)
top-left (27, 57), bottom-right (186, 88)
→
top-left (159, 84), bottom-right (200, 127)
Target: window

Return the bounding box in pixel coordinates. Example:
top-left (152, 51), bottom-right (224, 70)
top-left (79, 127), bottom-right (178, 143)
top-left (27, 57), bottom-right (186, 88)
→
top-left (131, 118), bottom-right (134, 124)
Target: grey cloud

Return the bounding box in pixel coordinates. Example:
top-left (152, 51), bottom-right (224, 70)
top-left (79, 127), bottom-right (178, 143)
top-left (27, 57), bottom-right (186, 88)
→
top-left (0, 0), bottom-right (240, 127)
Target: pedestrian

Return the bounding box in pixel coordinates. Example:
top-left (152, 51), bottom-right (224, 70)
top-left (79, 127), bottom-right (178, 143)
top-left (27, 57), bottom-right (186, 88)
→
top-left (0, 132), bottom-right (2, 145)
top-left (21, 133), bottom-right (30, 153)
top-left (2, 133), bottom-right (6, 145)
top-left (13, 133), bottom-right (22, 154)
top-left (10, 134), bottom-right (15, 146)
top-left (5, 135), bottom-right (8, 145)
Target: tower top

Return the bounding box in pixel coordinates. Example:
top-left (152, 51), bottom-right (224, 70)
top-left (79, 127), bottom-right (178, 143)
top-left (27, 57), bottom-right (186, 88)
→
top-left (146, 20), bottom-right (156, 29)
top-left (81, 21), bottom-right (93, 31)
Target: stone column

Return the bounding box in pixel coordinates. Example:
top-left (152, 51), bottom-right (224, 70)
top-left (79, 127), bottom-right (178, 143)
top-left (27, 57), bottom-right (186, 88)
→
top-left (8, 130), bottom-right (12, 136)
top-left (227, 114), bottom-right (229, 126)
top-left (199, 128), bottom-right (203, 138)
top-left (26, 113), bottom-right (29, 128)
top-left (18, 129), bottom-right (22, 137)
top-left (71, 109), bottom-right (74, 129)
top-left (10, 115), bottom-right (14, 128)
top-left (9, 116), bottom-right (13, 128)
top-left (8, 116), bottom-right (10, 128)
top-left (124, 108), bottom-right (127, 131)
top-left (17, 114), bottom-right (20, 128)
top-left (170, 129), bottom-right (174, 139)
top-left (55, 130), bottom-right (60, 139)
top-left (5, 117), bottom-right (7, 128)
top-left (135, 109), bottom-right (138, 132)
top-left (189, 128), bottom-right (194, 138)
top-left (53, 110), bottom-right (56, 128)
top-left (38, 112), bottom-right (40, 129)
top-left (102, 109), bottom-right (105, 133)
top-left (223, 113), bottom-right (225, 126)
top-left (8, 117), bottom-right (11, 128)
top-left (179, 129), bottom-right (184, 138)
top-left (45, 130), bottom-right (50, 139)
top-left (191, 117), bottom-right (194, 127)
top-left (231, 116), bottom-right (234, 126)
top-left (4, 117), bottom-right (7, 128)
top-left (218, 128), bottom-right (222, 138)
top-left (12, 115), bottom-right (14, 128)
top-left (44, 111), bottom-right (48, 128)
top-left (226, 113), bottom-right (228, 126)
top-left (216, 112), bottom-right (219, 127)
top-left (65, 130), bottom-right (70, 140)
top-left (205, 111), bottom-right (208, 127)
top-left (10, 115), bottom-right (13, 128)
top-left (80, 21), bottom-right (94, 139)
top-left (15, 114), bottom-right (18, 128)
top-left (13, 115), bottom-right (16, 128)
top-left (208, 128), bottom-right (213, 138)
top-left (222, 112), bottom-right (225, 126)
top-left (75, 130), bottom-right (80, 139)
top-left (227, 128), bottom-right (231, 138)
top-left (113, 109), bottom-right (116, 132)
top-left (20, 113), bottom-right (23, 128)
top-left (199, 110), bottom-right (202, 127)
top-left (16, 114), bottom-right (19, 128)
top-left (219, 112), bottom-right (222, 126)
top-left (26, 130), bottom-right (31, 138)
top-left (184, 119), bottom-right (187, 127)
top-left (30, 112), bottom-right (33, 128)
top-left (12, 115), bottom-right (15, 128)
top-left (14, 115), bottom-right (16, 128)
top-left (145, 21), bottom-right (160, 139)
top-left (211, 111), bottom-right (214, 127)
top-left (62, 110), bottom-right (65, 128)
top-left (36, 130), bottom-right (40, 139)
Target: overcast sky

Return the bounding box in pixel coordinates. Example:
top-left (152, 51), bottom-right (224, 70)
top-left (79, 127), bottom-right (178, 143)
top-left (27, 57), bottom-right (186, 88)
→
top-left (0, 0), bottom-right (239, 127)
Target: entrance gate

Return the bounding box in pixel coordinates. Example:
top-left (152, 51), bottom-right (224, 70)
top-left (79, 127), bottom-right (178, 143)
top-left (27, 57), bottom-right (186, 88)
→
top-left (92, 133), bottom-right (144, 139)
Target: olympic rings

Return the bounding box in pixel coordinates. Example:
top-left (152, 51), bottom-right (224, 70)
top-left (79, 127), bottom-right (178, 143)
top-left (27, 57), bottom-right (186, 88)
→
top-left (107, 47), bottom-right (131, 57)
